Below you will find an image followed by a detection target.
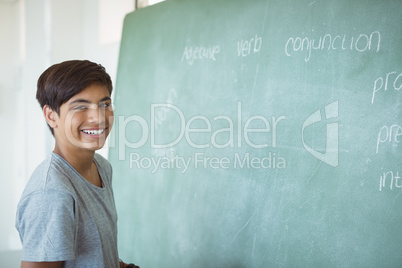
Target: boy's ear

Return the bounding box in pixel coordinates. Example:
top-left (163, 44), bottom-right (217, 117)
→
top-left (43, 105), bottom-right (57, 129)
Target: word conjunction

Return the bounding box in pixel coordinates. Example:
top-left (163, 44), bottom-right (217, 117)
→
top-left (285, 31), bottom-right (381, 62)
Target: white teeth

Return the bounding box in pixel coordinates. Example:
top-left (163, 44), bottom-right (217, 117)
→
top-left (82, 129), bottom-right (104, 135)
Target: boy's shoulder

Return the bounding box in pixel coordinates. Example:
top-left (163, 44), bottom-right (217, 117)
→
top-left (21, 153), bottom-right (77, 199)
top-left (21, 152), bottom-right (113, 201)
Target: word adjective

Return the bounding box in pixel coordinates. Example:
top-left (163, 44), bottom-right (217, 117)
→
top-left (181, 44), bottom-right (220, 65)
top-left (376, 124), bottom-right (402, 153)
top-left (237, 34), bottom-right (262, 57)
top-left (371, 71), bottom-right (402, 104)
top-left (285, 31), bottom-right (381, 62)
top-left (117, 102), bottom-right (287, 160)
top-left (128, 152), bottom-right (286, 173)
top-left (379, 171), bottom-right (401, 191)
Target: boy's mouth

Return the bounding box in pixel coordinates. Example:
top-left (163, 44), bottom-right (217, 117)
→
top-left (81, 129), bottom-right (105, 136)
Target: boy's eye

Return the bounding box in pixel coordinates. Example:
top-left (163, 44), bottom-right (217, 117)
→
top-left (74, 106), bottom-right (87, 110)
top-left (100, 102), bottom-right (111, 108)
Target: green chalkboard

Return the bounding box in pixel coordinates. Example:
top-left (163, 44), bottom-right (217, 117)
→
top-left (109, 0), bottom-right (402, 267)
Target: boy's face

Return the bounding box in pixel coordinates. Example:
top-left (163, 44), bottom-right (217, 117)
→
top-left (52, 84), bottom-right (114, 152)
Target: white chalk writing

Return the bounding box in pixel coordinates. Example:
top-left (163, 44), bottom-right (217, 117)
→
top-left (285, 31), bottom-right (381, 62)
top-left (371, 71), bottom-right (402, 104)
top-left (376, 124), bottom-right (402, 153)
top-left (237, 34), bottom-right (262, 57)
top-left (181, 44), bottom-right (220, 65)
top-left (379, 171), bottom-right (401, 191)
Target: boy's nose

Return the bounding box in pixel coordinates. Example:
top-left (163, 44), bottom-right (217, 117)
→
top-left (88, 107), bottom-right (105, 123)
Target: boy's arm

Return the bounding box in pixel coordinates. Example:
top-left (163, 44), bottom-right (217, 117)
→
top-left (21, 261), bottom-right (63, 268)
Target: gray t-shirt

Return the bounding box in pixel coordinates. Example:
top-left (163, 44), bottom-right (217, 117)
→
top-left (15, 153), bottom-right (119, 268)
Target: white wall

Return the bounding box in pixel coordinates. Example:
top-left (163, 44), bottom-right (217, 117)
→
top-left (0, 0), bottom-right (135, 266)
top-left (0, 0), bottom-right (20, 254)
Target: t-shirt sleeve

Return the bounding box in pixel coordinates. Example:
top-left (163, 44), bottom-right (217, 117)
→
top-left (16, 190), bottom-right (76, 262)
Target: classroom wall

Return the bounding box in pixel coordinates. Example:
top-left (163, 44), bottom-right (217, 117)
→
top-left (0, 0), bottom-right (21, 254)
top-left (0, 0), bottom-right (134, 266)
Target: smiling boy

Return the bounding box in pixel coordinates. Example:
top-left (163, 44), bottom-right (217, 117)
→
top-left (15, 60), bottom-right (137, 268)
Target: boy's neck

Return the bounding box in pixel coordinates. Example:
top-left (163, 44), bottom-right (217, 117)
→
top-left (53, 145), bottom-right (95, 176)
